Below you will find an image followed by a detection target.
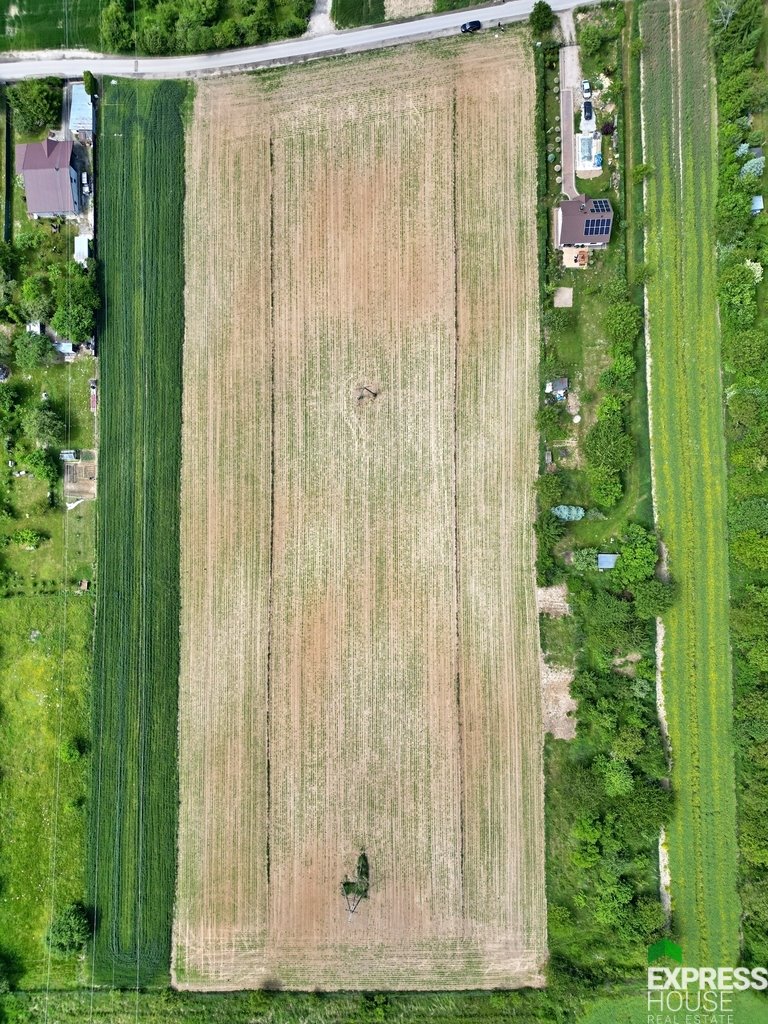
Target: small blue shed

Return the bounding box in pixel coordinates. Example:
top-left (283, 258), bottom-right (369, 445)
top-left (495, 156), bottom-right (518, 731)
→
top-left (597, 553), bottom-right (619, 571)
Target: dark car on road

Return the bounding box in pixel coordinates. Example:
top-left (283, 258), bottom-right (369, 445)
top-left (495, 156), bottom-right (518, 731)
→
top-left (461, 20), bottom-right (482, 32)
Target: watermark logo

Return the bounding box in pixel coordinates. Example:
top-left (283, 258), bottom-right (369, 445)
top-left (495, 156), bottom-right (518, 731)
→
top-left (648, 939), bottom-right (683, 965)
top-left (646, 943), bottom-right (768, 1023)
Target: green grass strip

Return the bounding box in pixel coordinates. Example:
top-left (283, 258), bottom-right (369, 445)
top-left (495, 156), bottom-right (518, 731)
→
top-left (0, 0), bottom-right (102, 51)
top-left (330, 0), bottom-right (385, 28)
top-left (89, 79), bottom-right (189, 987)
top-left (641, 0), bottom-right (740, 967)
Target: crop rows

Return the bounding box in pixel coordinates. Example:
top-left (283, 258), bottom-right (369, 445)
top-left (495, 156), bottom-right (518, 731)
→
top-left (90, 79), bottom-right (188, 986)
top-left (641, 0), bottom-right (740, 965)
top-left (176, 38), bottom-right (545, 991)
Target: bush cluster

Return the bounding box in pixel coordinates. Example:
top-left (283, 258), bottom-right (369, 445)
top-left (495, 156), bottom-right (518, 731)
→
top-left (547, 525), bottom-right (672, 980)
top-left (1, 256), bottom-right (99, 351)
top-left (583, 276), bottom-right (640, 509)
top-left (101, 0), bottom-right (313, 55)
top-left (8, 79), bottom-right (62, 136)
top-left (712, 0), bottom-right (768, 967)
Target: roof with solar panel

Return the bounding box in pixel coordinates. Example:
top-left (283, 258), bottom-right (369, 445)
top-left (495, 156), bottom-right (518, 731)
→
top-left (555, 195), bottom-right (614, 248)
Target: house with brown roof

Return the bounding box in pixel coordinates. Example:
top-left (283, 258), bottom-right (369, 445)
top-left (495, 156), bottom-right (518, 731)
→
top-left (554, 195), bottom-right (613, 250)
top-left (15, 140), bottom-right (79, 218)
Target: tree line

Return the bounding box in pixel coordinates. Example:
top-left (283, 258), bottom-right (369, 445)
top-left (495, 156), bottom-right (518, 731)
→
top-left (100, 0), bottom-right (314, 55)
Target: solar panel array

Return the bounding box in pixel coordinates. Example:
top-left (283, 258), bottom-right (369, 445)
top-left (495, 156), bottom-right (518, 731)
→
top-left (584, 217), bottom-right (611, 236)
top-left (591, 199), bottom-right (611, 213)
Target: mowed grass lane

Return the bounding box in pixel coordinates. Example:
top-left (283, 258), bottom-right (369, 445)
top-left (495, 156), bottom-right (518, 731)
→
top-left (90, 80), bottom-right (188, 986)
top-left (641, 0), bottom-right (739, 965)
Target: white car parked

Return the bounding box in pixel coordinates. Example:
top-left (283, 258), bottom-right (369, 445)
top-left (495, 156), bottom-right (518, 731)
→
top-left (581, 80), bottom-right (592, 98)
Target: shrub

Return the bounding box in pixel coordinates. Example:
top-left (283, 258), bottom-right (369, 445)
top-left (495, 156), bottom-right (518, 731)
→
top-left (23, 448), bottom-right (59, 484)
top-left (733, 530), bottom-right (768, 569)
top-left (8, 78), bottom-right (62, 135)
top-left (10, 528), bottom-right (44, 549)
top-left (60, 735), bottom-right (89, 763)
top-left (586, 464), bottom-right (623, 508)
top-left (21, 405), bottom-right (65, 448)
top-left (719, 260), bottom-right (758, 329)
top-left (529, 0), bottom-right (555, 35)
top-left (536, 472), bottom-right (565, 508)
top-left (580, 23), bottom-right (604, 58)
top-left (13, 328), bottom-right (50, 372)
top-left (740, 155), bottom-right (765, 178)
top-left (615, 524), bottom-right (659, 587)
top-left (45, 903), bottom-right (90, 956)
top-left (83, 71), bottom-right (98, 97)
top-left (572, 547), bottom-right (599, 572)
top-left (729, 498), bottom-right (768, 532)
top-left (101, 2), bottom-right (133, 51)
top-left (51, 263), bottom-right (100, 343)
top-left (633, 578), bottom-right (676, 619)
top-left (599, 353), bottom-right (636, 394)
top-left (538, 403), bottom-right (568, 441)
top-left (584, 413), bottom-right (633, 475)
top-left (542, 306), bottom-right (574, 337)
top-left (604, 300), bottom-right (643, 347)
top-left (21, 274), bottom-right (54, 322)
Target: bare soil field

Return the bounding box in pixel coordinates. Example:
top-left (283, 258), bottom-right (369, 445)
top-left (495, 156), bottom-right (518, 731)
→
top-left (384, 0), bottom-right (431, 20)
top-left (176, 37), bottom-right (545, 991)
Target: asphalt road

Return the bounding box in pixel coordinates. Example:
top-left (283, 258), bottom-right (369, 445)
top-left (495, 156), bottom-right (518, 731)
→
top-left (0, 0), bottom-right (601, 81)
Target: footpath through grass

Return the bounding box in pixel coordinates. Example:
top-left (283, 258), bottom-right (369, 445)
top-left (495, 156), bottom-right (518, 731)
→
top-left (640, 0), bottom-right (739, 966)
top-left (90, 79), bottom-right (188, 987)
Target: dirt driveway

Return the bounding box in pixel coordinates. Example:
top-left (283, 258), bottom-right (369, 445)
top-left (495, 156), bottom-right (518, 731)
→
top-left (558, 44), bottom-right (582, 199)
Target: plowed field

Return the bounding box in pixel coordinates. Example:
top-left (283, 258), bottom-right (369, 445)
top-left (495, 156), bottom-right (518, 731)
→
top-left (175, 38), bottom-right (545, 991)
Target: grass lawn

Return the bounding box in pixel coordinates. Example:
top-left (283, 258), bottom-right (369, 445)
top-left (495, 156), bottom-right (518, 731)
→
top-left (641, 0), bottom-right (740, 966)
top-left (0, 595), bottom-right (93, 989)
top-left (540, 612), bottom-right (579, 668)
top-left (330, 0), bottom-right (385, 28)
top-left (0, 0), bottom-right (101, 51)
top-left (577, 988), bottom-right (768, 1024)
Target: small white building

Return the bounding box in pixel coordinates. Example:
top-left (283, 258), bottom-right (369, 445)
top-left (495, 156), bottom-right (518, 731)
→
top-left (74, 235), bottom-right (90, 266)
top-left (69, 84), bottom-right (94, 142)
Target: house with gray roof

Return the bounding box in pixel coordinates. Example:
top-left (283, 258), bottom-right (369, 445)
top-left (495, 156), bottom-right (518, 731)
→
top-left (554, 195), bottom-right (613, 250)
top-left (15, 140), bottom-right (79, 218)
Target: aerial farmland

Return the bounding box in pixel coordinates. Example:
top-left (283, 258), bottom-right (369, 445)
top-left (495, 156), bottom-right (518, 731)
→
top-left (1, 0), bottom-right (767, 1017)
top-left (175, 37), bottom-right (546, 990)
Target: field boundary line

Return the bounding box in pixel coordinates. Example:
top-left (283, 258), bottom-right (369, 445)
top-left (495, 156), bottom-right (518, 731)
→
top-left (265, 129), bottom-right (276, 895)
top-left (450, 81), bottom-right (465, 919)
top-left (88, 88), bottom-right (110, 1023)
top-left (43, 116), bottom-right (76, 1019)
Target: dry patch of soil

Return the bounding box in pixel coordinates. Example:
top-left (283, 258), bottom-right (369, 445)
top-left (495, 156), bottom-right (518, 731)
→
top-left (385, 0), bottom-right (431, 17)
top-left (540, 660), bottom-right (576, 740)
top-left (536, 583), bottom-right (570, 617)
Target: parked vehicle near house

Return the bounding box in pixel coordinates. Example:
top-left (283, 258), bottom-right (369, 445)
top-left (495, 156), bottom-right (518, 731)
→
top-left (583, 100), bottom-right (593, 121)
top-left (581, 80), bottom-right (592, 98)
